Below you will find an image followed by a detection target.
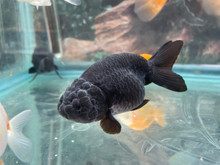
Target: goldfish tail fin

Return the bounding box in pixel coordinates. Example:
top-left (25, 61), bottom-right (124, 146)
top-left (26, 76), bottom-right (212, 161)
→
top-left (148, 40), bottom-right (187, 92)
top-left (8, 110), bottom-right (33, 163)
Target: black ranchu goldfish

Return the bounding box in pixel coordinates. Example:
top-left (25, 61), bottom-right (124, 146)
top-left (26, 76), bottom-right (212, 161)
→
top-left (58, 40), bottom-right (187, 134)
top-left (29, 46), bottom-right (62, 82)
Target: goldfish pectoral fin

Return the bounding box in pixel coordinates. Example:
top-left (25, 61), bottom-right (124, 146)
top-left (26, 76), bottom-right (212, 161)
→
top-left (100, 112), bottom-right (121, 134)
top-left (55, 70), bottom-right (62, 79)
top-left (54, 65), bottom-right (58, 70)
top-left (29, 72), bottom-right (39, 82)
top-left (131, 99), bottom-right (150, 111)
top-left (28, 67), bottom-right (36, 74)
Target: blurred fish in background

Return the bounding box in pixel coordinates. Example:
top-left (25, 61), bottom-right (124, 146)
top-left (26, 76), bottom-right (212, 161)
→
top-left (134, 0), bottom-right (167, 22)
top-left (201, 0), bottom-right (220, 17)
top-left (28, 46), bottom-right (62, 82)
top-left (0, 159), bottom-right (4, 165)
top-left (117, 103), bottom-right (166, 131)
top-left (17, 0), bottom-right (81, 8)
top-left (0, 103), bottom-right (33, 163)
top-left (200, 0), bottom-right (220, 25)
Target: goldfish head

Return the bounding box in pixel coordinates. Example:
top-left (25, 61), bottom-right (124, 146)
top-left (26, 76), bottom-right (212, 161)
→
top-left (58, 78), bottom-right (108, 123)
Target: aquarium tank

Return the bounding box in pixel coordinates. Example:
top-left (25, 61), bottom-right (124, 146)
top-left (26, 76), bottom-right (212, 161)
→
top-left (0, 0), bottom-right (220, 164)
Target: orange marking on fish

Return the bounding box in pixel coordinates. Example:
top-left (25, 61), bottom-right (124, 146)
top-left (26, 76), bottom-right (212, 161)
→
top-left (128, 105), bottom-right (166, 130)
top-left (140, 54), bottom-right (152, 60)
top-left (6, 115), bottom-right (10, 130)
top-left (150, 0), bottom-right (167, 15)
top-left (0, 159), bottom-right (4, 165)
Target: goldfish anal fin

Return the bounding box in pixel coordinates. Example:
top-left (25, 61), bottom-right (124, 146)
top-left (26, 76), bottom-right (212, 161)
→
top-left (140, 54), bottom-right (152, 60)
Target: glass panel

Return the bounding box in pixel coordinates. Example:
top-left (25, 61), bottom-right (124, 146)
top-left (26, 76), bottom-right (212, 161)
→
top-left (0, 1), bottom-right (36, 79)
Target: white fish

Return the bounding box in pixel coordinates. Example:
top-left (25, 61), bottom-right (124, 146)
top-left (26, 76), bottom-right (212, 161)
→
top-left (17, 0), bottom-right (81, 8)
top-left (0, 103), bottom-right (33, 163)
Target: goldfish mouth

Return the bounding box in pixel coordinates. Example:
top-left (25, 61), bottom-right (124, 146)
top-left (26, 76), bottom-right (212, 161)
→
top-left (57, 96), bottom-right (69, 120)
top-left (58, 98), bottom-right (99, 123)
